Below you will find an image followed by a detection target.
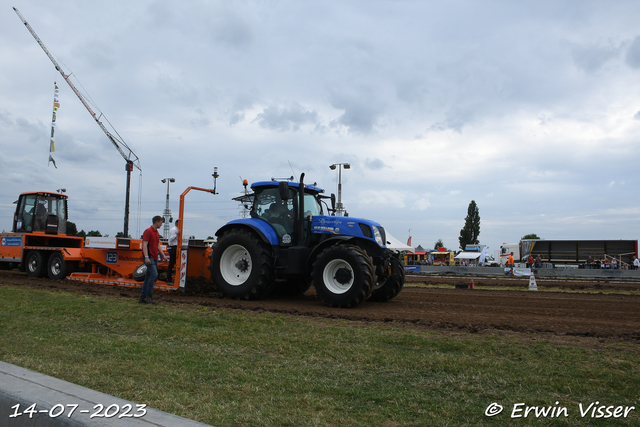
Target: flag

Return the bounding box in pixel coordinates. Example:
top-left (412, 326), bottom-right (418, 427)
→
top-left (407, 236), bottom-right (412, 246)
top-left (49, 83), bottom-right (59, 168)
top-left (479, 246), bottom-right (489, 266)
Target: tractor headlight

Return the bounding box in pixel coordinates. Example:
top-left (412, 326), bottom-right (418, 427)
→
top-left (372, 226), bottom-right (384, 247)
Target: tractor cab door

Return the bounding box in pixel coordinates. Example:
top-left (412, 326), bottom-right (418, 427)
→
top-left (253, 187), bottom-right (296, 245)
top-left (14, 193), bottom-right (67, 234)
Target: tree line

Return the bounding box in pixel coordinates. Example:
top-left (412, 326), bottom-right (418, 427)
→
top-left (66, 221), bottom-right (129, 238)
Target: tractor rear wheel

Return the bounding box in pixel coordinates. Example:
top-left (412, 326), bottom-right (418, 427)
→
top-left (312, 244), bottom-right (374, 308)
top-left (211, 228), bottom-right (274, 299)
top-left (25, 250), bottom-right (46, 278)
top-left (369, 253), bottom-right (405, 302)
top-left (47, 252), bottom-right (73, 280)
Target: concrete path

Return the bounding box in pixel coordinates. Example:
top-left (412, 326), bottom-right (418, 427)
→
top-left (0, 361), bottom-right (212, 426)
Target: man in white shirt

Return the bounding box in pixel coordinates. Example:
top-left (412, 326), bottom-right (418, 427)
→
top-left (167, 219), bottom-right (180, 283)
top-left (634, 256), bottom-right (640, 270)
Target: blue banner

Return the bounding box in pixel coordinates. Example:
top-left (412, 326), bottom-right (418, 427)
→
top-left (1, 236), bottom-right (22, 247)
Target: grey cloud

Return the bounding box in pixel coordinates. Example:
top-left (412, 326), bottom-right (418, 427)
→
top-left (365, 158), bottom-right (386, 170)
top-left (328, 88), bottom-right (383, 135)
top-left (190, 113), bottom-right (211, 128)
top-left (228, 112), bottom-right (245, 126)
top-left (15, 117), bottom-right (46, 143)
top-left (625, 36), bottom-right (640, 68)
top-left (634, 111), bottom-right (640, 121)
top-left (146, 0), bottom-right (175, 28)
top-left (72, 41), bottom-right (117, 71)
top-left (55, 131), bottom-right (108, 164)
top-left (0, 109), bottom-right (14, 127)
top-left (208, 10), bottom-right (253, 49)
top-left (570, 41), bottom-right (619, 72)
top-left (254, 103), bottom-right (319, 132)
top-left (146, 1), bottom-right (253, 50)
top-left (430, 108), bottom-right (475, 133)
top-left (228, 92), bottom-right (259, 126)
top-left (395, 78), bottom-right (429, 105)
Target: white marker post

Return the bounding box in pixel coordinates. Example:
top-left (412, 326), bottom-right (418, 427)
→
top-left (179, 243), bottom-right (188, 290)
top-left (528, 274), bottom-right (538, 290)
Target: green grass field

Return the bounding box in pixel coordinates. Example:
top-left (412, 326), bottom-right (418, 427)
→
top-left (1, 285), bottom-right (638, 426)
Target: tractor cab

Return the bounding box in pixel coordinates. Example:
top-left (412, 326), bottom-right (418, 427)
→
top-left (13, 192), bottom-right (68, 235)
top-left (249, 180), bottom-right (325, 246)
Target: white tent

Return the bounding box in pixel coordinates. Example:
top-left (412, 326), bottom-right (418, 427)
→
top-left (454, 252), bottom-right (482, 260)
top-left (386, 232), bottom-right (414, 253)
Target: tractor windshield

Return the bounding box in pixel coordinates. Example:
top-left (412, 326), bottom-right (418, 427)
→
top-left (303, 193), bottom-right (322, 218)
top-left (254, 187), bottom-right (295, 244)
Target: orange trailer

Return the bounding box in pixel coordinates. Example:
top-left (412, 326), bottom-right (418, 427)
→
top-left (1, 190), bottom-right (213, 292)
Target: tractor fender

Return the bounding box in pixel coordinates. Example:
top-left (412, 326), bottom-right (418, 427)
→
top-left (215, 219), bottom-right (279, 246)
top-left (307, 236), bottom-right (386, 269)
top-left (307, 236), bottom-right (354, 267)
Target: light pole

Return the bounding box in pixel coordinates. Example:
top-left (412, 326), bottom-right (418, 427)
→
top-left (161, 178), bottom-right (175, 239)
top-left (329, 163), bottom-right (350, 216)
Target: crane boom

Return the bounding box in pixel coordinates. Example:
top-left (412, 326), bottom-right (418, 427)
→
top-left (14, 7), bottom-right (141, 237)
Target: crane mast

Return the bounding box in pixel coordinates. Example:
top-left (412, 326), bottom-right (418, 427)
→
top-left (14, 7), bottom-right (141, 238)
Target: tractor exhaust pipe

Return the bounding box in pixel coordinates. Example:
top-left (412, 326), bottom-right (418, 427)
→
top-left (298, 173), bottom-right (305, 246)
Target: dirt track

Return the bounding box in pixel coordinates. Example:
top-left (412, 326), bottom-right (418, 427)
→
top-left (2, 270), bottom-right (640, 347)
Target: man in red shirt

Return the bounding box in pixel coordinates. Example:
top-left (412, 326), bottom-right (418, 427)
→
top-left (140, 215), bottom-right (168, 304)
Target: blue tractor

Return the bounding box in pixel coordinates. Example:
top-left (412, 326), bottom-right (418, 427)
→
top-left (210, 174), bottom-right (405, 308)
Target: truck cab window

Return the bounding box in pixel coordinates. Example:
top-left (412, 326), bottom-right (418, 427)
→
top-left (17, 195), bottom-right (37, 232)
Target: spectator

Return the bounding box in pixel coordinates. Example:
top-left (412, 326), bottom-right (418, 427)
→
top-left (586, 256), bottom-right (593, 269)
top-left (634, 257), bottom-right (640, 270)
top-left (535, 255), bottom-right (542, 268)
top-left (167, 219), bottom-right (180, 284)
top-left (527, 254), bottom-right (534, 268)
top-left (507, 252), bottom-right (514, 275)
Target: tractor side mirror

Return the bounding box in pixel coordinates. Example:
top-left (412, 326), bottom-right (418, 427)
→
top-left (279, 181), bottom-right (290, 200)
top-left (331, 193), bottom-right (336, 211)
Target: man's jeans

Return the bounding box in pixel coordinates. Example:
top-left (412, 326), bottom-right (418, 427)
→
top-left (141, 259), bottom-right (158, 297)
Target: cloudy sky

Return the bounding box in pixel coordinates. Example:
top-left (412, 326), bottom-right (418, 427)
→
top-left (2, 0), bottom-right (640, 254)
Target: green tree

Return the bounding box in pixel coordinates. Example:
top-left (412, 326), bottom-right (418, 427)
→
top-left (458, 200), bottom-right (480, 250)
top-left (66, 221), bottom-right (78, 236)
top-left (86, 230), bottom-right (102, 237)
top-left (434, 239), bottom-right (444, 250)
top-left (522, 233), bottom-right (541, 240)
top-left (77, 230), bottom-right (86, 238)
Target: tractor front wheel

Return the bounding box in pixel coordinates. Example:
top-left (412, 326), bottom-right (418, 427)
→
top-left (312, 245), bottom-right (374, 308)
top-left (211, 228), bottom-right (274, 299)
